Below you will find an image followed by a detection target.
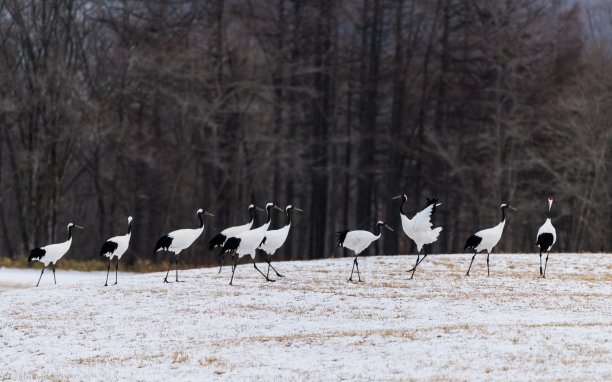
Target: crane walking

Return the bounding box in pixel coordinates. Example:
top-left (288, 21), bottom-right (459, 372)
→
top-left (259, 205), bottom-right (303, 278)
top-left (337, 220), bottom-right (394, 282)
top-left (464, 203), bottom-right (517, 276)
top-left (209, 204), bottom-right (263, 273)
top-left (99, 216), bottom-right (133, 286)
top-left (154, 209), bottom-right (214, 283)
top-left (28, 222), bottom-right (84, 287)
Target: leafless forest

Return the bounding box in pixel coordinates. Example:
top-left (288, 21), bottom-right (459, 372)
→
top-left (0, 0), bottom-right (610, 269)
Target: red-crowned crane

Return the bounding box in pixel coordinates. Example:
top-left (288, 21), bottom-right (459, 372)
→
top-left (259, 205), bottom-right (303, 279)
top-left (99, 216), bottom-right (133, 286)
top-left (209, 204), bottom-right (263, 273)
top-left (392, 194), bottom-right (443, 279)
top-left (337, 220), bottom-right (394, 282)
top-left (28, 222), bottom-right (84, 287)
top-left (154, 209), bottom-right (214, 283)
top-left (536, 197), bottom-right (557, 278)
top-left (464, 203), bottom-right (517, 276)
top-left (222, 203), bottom-right (284, 285)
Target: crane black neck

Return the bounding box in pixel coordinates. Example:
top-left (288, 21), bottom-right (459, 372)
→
top-left (500, 206), bottom-right (507, 223)
top-left (249, 207), bottom-right (256, 222)
top-left (286, 208), bottom-right (292, 225)
top-left (127, 220), bottom-right (132, 234)
top-left (399, 196), bottom-right (406, 215)
top-left (266, 207), bottom-right (272, 224)
top-left (67, 225), bottom-right (74, 240)
top-left (375, 222), bottom-right (383, 236)
top-left (198, 212), bottom-right (204, 228)
top-left (547, 205), bottom-right (552, 219)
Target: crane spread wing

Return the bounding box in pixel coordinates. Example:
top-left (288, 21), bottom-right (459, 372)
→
top-left (411, 202), bottom-right (436, 231)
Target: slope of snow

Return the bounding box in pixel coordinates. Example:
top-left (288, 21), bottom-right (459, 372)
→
top-left (1, 253), bottom-right (611, 381)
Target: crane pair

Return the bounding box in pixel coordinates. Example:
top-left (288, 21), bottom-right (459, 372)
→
top-left (336, 194), bottom-right (442, 282)
top-left (462, 198), bottom-right (556, 278)
top-left (337, 196), bottom-right (557, 281)
top-left (27, 216), bottom-right (135, 287)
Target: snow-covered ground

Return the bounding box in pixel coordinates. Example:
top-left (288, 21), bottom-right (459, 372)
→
top-left (1, 253), bottom-right (610, 381)
top-left (0, 267), bottom-right (116, 291)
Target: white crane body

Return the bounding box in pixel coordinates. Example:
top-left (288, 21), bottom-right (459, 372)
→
top-left (536, 198), bottom-right (557, 277)
top-left (464, 204), bottom-right (516, 276)
top-left (337, 221), bottom-right (393, 282)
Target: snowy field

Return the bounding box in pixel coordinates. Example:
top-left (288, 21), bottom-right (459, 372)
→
top-left (1, 253), bottom-right (611, 381)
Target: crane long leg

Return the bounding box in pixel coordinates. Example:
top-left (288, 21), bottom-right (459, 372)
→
top-left (407, 253), bottom-right (428, 273)
top-left (486, 252), bottom-right (490, 277)
top-left (253, 258), bottom-right (275, 282)
top-left (114, 259), bottom-right (119, 285)
top-left (105, 260), bottom-right (111, 286)
top-left (409, 250), bottom-right (428, 279)
top-left (35, 266), bottom-right (45, 287)
top-left (349, 257), bottom-right (357, 281)
top-left (164, 255), bottom-right (173, 283)
top-left (218, 251), bottom-right (225, 273)
top-left (466, 251), bottom-right (477, 276)
top-left (355, 257), bottom-right (363, 282)
top-left (543, 252), bottom-right (550, 278)
top-left (52, 264), bottom-right (57, 284)
top-left (407, 254), bottom-right (421, 274)
top-left (229, 253), bottom-right (238, 285)
top-left (268, 258), bottom-right (284, 278)
top-left (175, 255), bottom-right (183, 282)
top-left (539, 250), bottom-right (543, 276)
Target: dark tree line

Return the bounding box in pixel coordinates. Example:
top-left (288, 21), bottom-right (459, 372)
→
top-left (0, 0), bottom-right (610, 269)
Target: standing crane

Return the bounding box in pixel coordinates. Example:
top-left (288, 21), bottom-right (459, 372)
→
top-left (222, 203), bottom-right (284, 285)
top-left (154, 209), bottom-right (214, 283)
top-left (28, 222), bottom-right (84, 287)
top-left (99, 216), bottom-right (133, 286)
top-left (209, 204), bottom-right (263, 273)
top-left (536, 197), bottom-right (557, 278)
top-left (392, 194), bottom-right (443, 279)
top-left (337, 220), bottom-right (394, 282)
top-left (259, 205), bottom-right (303, 279)
top-left (464, 203), bottom-right (517, 276)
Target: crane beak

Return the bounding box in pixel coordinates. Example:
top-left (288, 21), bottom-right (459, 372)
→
top-left (294, 207), bottom-right (304, 212)
top-left (274, 205), bottom-right (285, 213)
top-left (392, 195), bottom-right (402, 200)
top-left (436, 203), bottom-right (442, 207)
top-left (510, 207), bottom-right (518, 211)
top-left (74, 225), bottom-right (84, 229)
top-left (256, 206), bottom-right (265, 212)
top-left (204, 211), bottom-right (215, 216)
top-left (385, 224), bottom-right (394, 232)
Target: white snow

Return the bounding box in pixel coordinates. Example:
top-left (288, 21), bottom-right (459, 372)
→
top-left (0, 267), bottom-right (118, 291)
top-left (1, 253), bottom-right (611, 381)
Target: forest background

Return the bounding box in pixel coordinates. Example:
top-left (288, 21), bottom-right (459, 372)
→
top-left (0, 0), bottom-right (610, 271)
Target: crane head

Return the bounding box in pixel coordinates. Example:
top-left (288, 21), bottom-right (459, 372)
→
top-left (377, 220), bottom-right (394, 232)
top-left (392, 193), bottom-right (407, 201)
top-left (286, 205), bottom-right (304, 213)
top-left (501, 203), bottom-right (518, 211)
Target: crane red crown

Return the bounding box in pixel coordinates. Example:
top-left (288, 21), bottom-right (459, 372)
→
top-left (548, 197), bottom-right (553, 200)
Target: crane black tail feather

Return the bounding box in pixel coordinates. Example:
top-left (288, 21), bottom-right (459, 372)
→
top-left (28, 248), bottom-right (45, 262)
top-left (209, 233), bottom-right (226, 251)
top-left (336, 230), bottom-right (349, 247)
